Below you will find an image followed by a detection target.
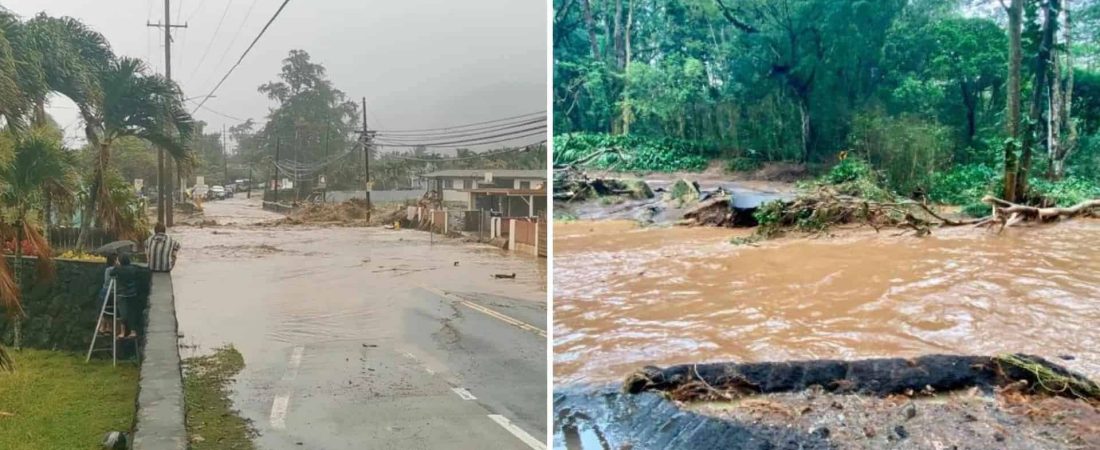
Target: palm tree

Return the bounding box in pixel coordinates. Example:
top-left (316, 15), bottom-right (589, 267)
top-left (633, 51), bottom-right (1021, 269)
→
top-left (21, 13), bottom-right (114, 126)
top-left (0, 129), bottom-right (73, 350)
top-left (77, 57), bottom-right (194, 248)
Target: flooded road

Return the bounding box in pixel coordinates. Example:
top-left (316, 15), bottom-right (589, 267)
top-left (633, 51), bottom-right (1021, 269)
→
top-left (553, 219), bottom-right (1100, 385)
top-left (173, 196), bottom-right (547, 449)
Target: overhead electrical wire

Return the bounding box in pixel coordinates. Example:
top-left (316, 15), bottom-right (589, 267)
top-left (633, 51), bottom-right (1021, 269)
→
top-left (191, 0), bottom-right (291, 114)
top-left (373, 125), bottom-right (547, 147)
top-left (372, 111), bottom-right (545, 133)
top-left (186, 99), bottom-right (248, 122)
top-left (382, 141), bottom-right (546, 162)
top-left (373, 117), bottom-right (546, 141)
top-left (186, 0), bottom-right (234, 82)
top-left (205, 0), bottom-right (261, 88)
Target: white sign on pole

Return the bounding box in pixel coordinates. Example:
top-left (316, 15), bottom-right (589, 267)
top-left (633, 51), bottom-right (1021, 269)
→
top-left (195, 176), bottom-right (205, 188)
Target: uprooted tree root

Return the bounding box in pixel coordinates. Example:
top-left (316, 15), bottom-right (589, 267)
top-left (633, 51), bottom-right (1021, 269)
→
top-left (974, 196), bottom-right (1100, 231)
top-left (623, 354), bottom-right (1100, 403)
top-left (747, 185), bottom-right (1100, 240)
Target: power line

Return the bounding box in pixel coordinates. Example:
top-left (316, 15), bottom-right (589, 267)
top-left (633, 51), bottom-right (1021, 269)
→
top-left (191, 0), bottom-right (291, 114)
top-left (372, 111), bottom-right (545, 133)
top-left (374, 129), bottom-right (546, 148)
top-left (186, 0), bottom-right (234, 82)
top-left (373, 126), bottom-right (547, 147)
top-left (374, 117), bottom-right (547, 139)
top-left (187, 99), bottom-right (248, 122)
top-left (205, 0), bottom-right (261, 88)
top-left (384, 141), bottom-right (546, 162)
top-left (185, 0), bottom-right (209, 22)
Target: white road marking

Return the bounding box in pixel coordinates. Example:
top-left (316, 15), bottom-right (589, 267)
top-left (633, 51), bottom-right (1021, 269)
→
top-left (425, 367), bottom-right (436, 375)
top-left (451, 387), bottom-right (477, 400)
top-left (487, 415), bottom-right (545, 450)
top-left (283, 346), bottom-right (305, 381)
top-left (271, 346), bottom-right (305, 429)
top-left (424, 287), bottom-right (546, 337)
top-left (270, 396), bottom-right (289, 429)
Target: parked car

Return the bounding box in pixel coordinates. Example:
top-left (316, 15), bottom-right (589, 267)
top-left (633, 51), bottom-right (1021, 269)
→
top-left (209, 185), bottom-right (226, 200)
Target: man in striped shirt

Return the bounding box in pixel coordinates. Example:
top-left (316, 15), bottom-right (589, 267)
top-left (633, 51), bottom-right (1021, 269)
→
top-left (145, 223), bottom-right (181, 272)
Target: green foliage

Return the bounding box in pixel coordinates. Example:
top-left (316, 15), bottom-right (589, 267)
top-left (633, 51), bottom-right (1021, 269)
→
top-left (1029, 176), bottom-right (1100, 207)
top-left (553, 132), bottom-right (716, 172)
top-left (927, 164), bottom-right (1000, 205)
top-left (846, 111), bottom-right (953, 194)
top-left (816, 157), bottom-right (893, 201)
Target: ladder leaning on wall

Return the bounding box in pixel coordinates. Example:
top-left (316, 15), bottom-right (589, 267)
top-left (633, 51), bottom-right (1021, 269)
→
top-left (86, 278), bottom-right (119, 366)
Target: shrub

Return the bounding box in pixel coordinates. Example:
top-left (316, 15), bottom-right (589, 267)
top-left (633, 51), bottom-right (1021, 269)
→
top-left (927, 164), bottom-right (999, 205)
top-left (552, 133), bottom-right (718, 172)
top-left (1029, 176), bottom-right (1100, 207)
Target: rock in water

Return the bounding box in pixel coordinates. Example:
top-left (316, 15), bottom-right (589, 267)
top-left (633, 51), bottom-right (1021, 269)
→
top-left (668, 179), bottom-right (701, 204)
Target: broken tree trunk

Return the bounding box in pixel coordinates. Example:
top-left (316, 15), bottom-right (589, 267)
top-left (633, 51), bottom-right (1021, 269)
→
top-left (979, 195), bottom-right (1100, 227)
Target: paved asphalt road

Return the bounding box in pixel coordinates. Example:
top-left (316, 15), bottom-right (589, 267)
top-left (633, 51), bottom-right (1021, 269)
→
top-left (171, 196), bottom-right (547, 449)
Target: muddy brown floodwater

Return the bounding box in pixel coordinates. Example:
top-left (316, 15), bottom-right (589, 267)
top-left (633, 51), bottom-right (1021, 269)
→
top-left (553, 220), bottom-right (1100, 385)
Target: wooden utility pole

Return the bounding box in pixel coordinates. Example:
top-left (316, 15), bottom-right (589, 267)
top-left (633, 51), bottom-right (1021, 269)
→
top-left (274, 137), bottom-right (281, 203)
top-left (148, 0), bottom-right (186, 226)
top-left (222, 124), bottom-right (228, 184)
top-left (361, 97), bottom-right (374, 221)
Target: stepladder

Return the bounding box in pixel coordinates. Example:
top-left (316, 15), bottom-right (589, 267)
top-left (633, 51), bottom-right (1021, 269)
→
top-left (86, 278), bottom-right (123, 365)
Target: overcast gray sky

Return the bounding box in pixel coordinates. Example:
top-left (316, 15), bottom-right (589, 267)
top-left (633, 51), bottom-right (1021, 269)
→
top-left (4, 0), bottom-right (547, 152)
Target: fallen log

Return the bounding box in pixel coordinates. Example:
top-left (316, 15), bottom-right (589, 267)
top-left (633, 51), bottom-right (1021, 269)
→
top-left (981, 196), bottom-right (1100, 223)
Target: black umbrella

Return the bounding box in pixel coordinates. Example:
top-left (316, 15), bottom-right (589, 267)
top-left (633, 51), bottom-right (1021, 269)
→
top-left (92, 240), bottom-right (136, 256)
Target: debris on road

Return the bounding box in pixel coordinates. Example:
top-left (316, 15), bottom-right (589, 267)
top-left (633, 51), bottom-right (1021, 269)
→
top-left (493, 273), bottom-right (516, 279)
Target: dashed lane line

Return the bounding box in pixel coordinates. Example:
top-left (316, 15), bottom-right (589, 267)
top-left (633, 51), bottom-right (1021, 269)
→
top-left (488, 414), bottom-right (546, 450)
top-left (451, 387), bottom-right (477, 400)
top-left (270, 346), bottom-right (305, 430)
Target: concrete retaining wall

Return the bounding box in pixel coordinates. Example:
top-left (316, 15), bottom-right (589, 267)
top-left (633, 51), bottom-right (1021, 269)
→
top-left (131, 273), bottom-right (186, 449)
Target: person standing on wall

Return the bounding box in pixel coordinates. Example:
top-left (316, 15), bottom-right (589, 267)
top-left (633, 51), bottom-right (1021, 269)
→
top-left (145, 222), bottom-right (181, 272)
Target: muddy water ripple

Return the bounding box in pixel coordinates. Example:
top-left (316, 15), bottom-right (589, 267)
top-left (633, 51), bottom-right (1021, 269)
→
top-left (553, 220), bottom-right (1100, 384)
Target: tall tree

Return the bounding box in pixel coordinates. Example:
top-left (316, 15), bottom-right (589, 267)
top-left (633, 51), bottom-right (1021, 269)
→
top-left (77, 57), bottom-right (194, 247)
top-left (1004, 0), bottom-right (1024, 201)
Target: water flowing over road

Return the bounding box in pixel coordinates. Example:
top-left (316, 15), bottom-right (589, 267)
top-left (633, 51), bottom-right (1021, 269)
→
top-left (173, 196), bottom-right (547, 449)
top-left (554, 220), bottom-right (1100, 385)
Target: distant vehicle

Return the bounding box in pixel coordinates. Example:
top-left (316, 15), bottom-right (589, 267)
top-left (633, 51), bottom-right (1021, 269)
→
top-left (209, 185), bottom-right (226, 200)
top-left (225, 185), bottom-right (235, 198)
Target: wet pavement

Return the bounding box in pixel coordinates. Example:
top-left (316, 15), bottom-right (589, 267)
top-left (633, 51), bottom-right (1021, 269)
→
top-left (172, 196), bottom-right (547, 449)
top-left (554, 219), bottom-right (1100, 385)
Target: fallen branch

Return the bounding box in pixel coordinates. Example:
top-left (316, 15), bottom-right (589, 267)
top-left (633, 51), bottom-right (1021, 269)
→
top-left (981, 196), bottom-right (1100, 223)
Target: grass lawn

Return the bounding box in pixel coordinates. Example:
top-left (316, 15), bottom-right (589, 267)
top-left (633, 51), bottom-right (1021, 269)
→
top-left (0, 349), bottom-right (139, 450)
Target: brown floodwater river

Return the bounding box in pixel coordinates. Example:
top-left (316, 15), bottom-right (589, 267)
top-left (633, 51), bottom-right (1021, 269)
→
top-left (553, 220), bottom-right (1100, 385)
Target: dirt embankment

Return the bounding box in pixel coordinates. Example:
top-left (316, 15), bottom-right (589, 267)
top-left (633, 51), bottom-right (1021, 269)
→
top-left (557, 355), bottom-right (1100, 450)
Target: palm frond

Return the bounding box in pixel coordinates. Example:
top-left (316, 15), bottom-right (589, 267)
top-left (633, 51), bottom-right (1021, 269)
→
top-left (0, 252), bottom-right (22, 317)
top-left (0, 343), bottom-right (12, 372)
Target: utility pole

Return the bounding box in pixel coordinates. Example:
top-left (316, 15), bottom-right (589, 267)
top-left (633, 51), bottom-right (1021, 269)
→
top-left (222, 124), bottom-right (228, 185)
top-left (148, 0), bottom-right (187, 227)
top-left (247, 165), bottom-right (253, 199)
top-left (360, 97), bottom-right (374, 221)
top-left (274, 137), bottom-right (281, 203)
top-left (323, 126), bottom-right (330, 204)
